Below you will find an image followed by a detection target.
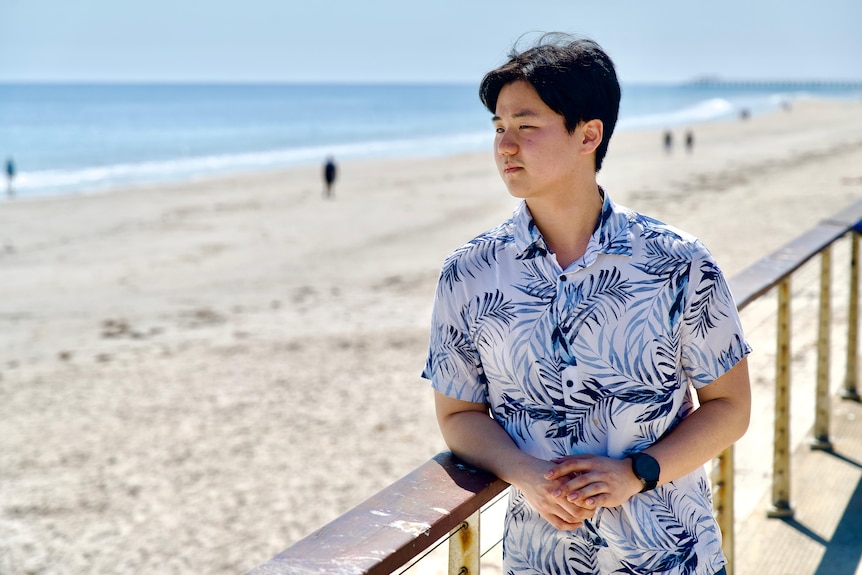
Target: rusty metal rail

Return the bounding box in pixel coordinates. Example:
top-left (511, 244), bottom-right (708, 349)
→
top-left (246, 198), bottom-right (862, 575)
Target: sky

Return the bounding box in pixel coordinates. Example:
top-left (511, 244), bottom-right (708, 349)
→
top-left (1, 0), bottom-right (860, 84)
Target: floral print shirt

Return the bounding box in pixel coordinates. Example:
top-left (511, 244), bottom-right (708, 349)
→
top-left (423, 192), bottom-right (750, 575)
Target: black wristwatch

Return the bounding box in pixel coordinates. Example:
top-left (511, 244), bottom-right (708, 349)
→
top-left (628, 452), bottom-right (660, 492)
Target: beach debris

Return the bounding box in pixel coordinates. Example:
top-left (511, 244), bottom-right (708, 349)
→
top-left (178, 308), bottom-right (226, 328)
top-left (100, 318), bottom-right (148, 339)
top-left (292, 285), bottom-right (315, 305)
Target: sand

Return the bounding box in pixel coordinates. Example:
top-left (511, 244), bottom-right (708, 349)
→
top-left (1, 98), bottom-right (862, 575)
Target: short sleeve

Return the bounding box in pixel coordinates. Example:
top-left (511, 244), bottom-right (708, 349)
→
top-left (421, 273), bottom-right (489, 404)
top-left (680, 246), bottom-right (752, 388)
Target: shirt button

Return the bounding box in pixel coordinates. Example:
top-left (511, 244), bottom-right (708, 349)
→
top-left (566, 380), bottom-right (574, 387)
top-left (560, 275), bottom-right (567, 281)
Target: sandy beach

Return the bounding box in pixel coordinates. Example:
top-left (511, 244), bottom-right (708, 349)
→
top-left (2, 98), bottom-right (862, 575)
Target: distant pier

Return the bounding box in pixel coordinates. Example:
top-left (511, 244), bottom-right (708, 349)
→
top-left (687, 77), bottom-right (862, 89)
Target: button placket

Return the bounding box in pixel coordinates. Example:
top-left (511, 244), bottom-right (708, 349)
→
top-left (557, 275), bottom-right (578, 398)
top-left (562, 364), bottom-right (579, 393)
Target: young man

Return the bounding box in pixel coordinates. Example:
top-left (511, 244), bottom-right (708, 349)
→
top-left (422, 35), bottom-right (750, 575)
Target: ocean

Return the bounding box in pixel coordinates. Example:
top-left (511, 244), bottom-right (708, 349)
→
top-left (1, 82), bottom-right (860, 198)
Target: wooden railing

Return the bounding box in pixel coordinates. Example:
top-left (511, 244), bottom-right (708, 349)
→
top-left (716, 198), bottom-right (862, 570)
top-left (245, 452), bottom-right (508, 575)
top-left (246, 199), bottom-right (862, 575)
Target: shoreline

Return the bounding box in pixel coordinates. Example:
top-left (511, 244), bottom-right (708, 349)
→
top-left (8, 91), bottom-right (860, 202)
top-left (1, 98), bottom-right (862, 574)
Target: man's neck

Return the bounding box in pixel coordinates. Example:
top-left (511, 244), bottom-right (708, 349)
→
top-left (526, 184), bottom-right (603, 270)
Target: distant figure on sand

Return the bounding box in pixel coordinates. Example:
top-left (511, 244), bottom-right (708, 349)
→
top-left (323, 156), bottom-right (337, 198)
top-left (5, 157), bottom-right (14, 198)
top-left (663, 130), bottom-right (673, 153)
top-left (685, 130), bottom-right (694, 153)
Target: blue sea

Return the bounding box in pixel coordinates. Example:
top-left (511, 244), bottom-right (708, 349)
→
top-left (1, 82), bottom-right (860, 198)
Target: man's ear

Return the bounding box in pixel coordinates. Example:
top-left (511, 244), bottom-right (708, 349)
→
top-left (579, 119), bottom-right (604, 155)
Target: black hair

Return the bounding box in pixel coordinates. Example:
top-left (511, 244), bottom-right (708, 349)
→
top-left (479, 33), bottom-right (621, 172)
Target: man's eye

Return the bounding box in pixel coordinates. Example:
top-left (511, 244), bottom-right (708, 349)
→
top-left (519, 125), bottom-right (534, 130)
top-left (495, 127), bottom-right (505, 134)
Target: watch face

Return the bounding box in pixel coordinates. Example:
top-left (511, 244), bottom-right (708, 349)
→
top-left (633, 453), bottom-right (660, 482)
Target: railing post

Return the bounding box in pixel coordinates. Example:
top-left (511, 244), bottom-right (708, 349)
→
top-left (713, 446), bottom-right (735, 575)
top-left (844, 231), bottom-right (861, 401)
top-left (811, 246), bottom-right (834, 451)
top-left (768, 277), bottom-right (794, 518)
top-left (448, 510), bottom-right (480, 575)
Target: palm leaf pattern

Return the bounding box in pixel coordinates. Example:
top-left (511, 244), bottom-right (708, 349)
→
top-left (687, 259), bottom-right (732, 339)
top-left (557, 377), bottom-right (619, 444)
top-left (609, 488), bottom-right (715, 575)
top-left (438, 225), bottom-right (515, 290)
top-left (423, 196), bottom-right (748, 574)
top-left (461, 289), bottom-right (517, 351)
top-left (499, 391), bottom-right (566, 444)
top-left (557, 267), bottom-right (634, 338)
top-left (428, 324), bottom-right (472, 377)
top-left (504, 493), bottom-right (600, 575)
top-left (514, 259), bottom-right (558, 303)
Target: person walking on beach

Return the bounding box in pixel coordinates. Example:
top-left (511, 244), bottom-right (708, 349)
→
top-left (663, 130), bottom-right (673, 153)
top-left (422, 34), bottom-right (750, 575)
top-left (323, 156), bottom-right (337, 198)
top-left (5, 157), bottom-right (15, 198)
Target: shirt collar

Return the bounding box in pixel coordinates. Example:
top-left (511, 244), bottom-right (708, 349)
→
top-left (511, 189), bottom-right (635, 260)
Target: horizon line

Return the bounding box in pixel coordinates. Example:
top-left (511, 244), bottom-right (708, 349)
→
top-left (2, 78), bottom-right (862, 87)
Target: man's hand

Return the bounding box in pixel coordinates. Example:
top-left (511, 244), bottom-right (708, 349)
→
top-left (434, 392), bottom-right (599, 530)
top-left (512, 457), bottom-right (597, 530)
top-left (544, 454), bottom-right (643, 509)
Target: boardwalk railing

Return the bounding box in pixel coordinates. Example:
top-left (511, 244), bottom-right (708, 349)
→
top-left (247, 199), bottom-right (862, 575)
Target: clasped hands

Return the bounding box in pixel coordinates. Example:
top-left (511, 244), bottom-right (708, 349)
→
top-left (522, 453), bottom-right (643, 531)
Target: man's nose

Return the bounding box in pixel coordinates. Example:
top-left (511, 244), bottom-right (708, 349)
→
top-left (496, 132), bottom-right (517, 155)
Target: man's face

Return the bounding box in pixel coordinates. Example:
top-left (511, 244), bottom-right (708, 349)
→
top-left (492, 81), bottom-right (584, 201)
